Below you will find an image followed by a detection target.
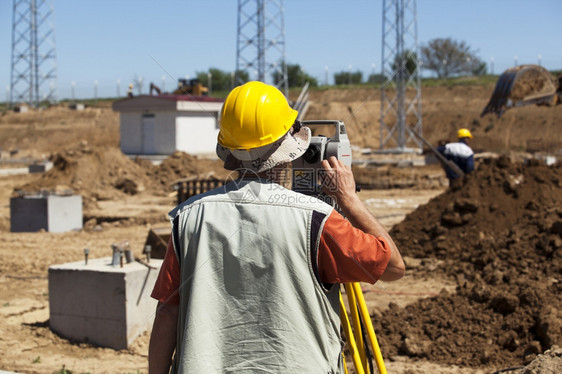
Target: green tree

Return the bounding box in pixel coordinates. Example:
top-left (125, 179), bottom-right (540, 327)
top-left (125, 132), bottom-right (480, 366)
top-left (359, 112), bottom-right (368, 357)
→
top-left (334, 70), bottom-right (363, 85)
top-left (367, 73), bottom-right (385, 84)
top-left (420, 38), bottom-right (481, 78)
top-left (391, 50), bottom-right (418, 76)
top-left (272, 63), bottom-right (318, 88)
top-left (233, 70), bottom-right (251, 86)
top-left (196, 68), bottom-right (249, 91)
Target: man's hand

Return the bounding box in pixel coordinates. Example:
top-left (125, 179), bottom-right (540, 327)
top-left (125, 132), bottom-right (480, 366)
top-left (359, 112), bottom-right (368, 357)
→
top-left (320, 156), bottom-right (359, 209)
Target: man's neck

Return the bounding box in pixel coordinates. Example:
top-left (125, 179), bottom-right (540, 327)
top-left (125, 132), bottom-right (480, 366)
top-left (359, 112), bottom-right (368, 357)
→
top-left (257, 163), bottom-right (293, 189)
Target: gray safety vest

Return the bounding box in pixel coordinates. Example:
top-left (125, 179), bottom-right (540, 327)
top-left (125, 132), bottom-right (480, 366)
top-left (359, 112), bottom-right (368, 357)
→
top-left (168, 179), bottom-right (343, 373)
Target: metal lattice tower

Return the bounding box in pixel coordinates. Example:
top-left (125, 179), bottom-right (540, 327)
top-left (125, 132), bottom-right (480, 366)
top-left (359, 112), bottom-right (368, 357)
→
top-left (235, 0), bottom-right (288, 96)
top-left (380, 0), bottom-right (422, 151)
top-left (10, 0), bottom-right (58, 108)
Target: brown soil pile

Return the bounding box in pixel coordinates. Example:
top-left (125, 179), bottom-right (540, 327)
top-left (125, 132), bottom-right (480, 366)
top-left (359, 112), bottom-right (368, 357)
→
top-left (14, 145), bottom-right (231, 203)
top-left (141, 151), bottom-right (231, 188)
top-left (510, 69), bottom-right (554, 101)
top-left (374, 156), bottom-right (562, 368)
top-left (15, 141), bottom-right (161, 202)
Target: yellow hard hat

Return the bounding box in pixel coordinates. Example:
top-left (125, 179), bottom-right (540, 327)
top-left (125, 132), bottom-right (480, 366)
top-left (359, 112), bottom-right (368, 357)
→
top-left (218, 81), bottom-right (298, 149)
top-left (457, 128), bottom-right (472, 139)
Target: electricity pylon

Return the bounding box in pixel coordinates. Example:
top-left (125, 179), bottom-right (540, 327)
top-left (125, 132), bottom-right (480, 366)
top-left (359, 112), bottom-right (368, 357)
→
top-left (235, 0), bottom-right (288, 96)
top-left (380, 0), bottom-right (422, 152)
top-left (10, 0), bottom-right (58, 108)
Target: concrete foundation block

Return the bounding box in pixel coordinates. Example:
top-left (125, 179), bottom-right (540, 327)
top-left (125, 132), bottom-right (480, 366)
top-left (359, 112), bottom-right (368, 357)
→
top-left (69, 103), bottom-right (85, 110)
top-left (48, 257), bottom-right (162, 350)
top-left (14, 105), bottom-right (28, 113)
top-left (10, 194), bottom-right (82, 232)
top-left (28, 161), bottom-right (53, 173)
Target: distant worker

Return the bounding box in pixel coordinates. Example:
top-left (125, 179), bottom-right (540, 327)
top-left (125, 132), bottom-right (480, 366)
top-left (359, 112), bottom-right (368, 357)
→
top-left (148, 81), bottom-right (405, 373)
top-left (127, 83), bottom-right (134, 98)
top-left (437, 128), bottom-right (475, 184)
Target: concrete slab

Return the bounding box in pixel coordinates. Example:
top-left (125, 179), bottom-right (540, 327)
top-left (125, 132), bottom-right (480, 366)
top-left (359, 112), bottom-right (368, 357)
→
top-left (48, 257), bottom-right (162, 350)
top-left (0, 167), bottom-right (28, 176)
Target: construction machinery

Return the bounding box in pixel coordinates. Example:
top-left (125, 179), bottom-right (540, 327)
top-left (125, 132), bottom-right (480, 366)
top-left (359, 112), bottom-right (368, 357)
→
top-left (149, 78), bottom-right (208, 96)
top-left (481, 64), bottom-right (562, 118)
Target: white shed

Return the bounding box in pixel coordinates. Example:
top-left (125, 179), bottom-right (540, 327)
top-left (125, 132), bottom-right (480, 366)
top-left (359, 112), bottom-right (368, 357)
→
top-left (112, 95), bottom-right (224, 156)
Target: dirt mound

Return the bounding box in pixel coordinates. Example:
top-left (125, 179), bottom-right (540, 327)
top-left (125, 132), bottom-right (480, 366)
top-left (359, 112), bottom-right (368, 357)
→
top-left (391, 155), bottom-right (562, 271)
top-left (374, 156), bottom-right (562, 368)
top-left (510, 68), bottom-right (556, 101)
top-left (144, 151), bottom-right (231, 188)
top-left (14, 145), bottom-right (233, 206)
top-left (15, 141), bottom-right (160, 202)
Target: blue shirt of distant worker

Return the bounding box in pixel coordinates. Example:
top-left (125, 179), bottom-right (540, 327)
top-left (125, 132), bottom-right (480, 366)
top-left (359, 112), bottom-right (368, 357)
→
top-left (437, 128), bottom-right (474, 181)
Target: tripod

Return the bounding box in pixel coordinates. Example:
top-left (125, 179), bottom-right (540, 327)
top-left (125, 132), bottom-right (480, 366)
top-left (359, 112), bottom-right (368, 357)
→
top-left (340, 282), bottom-right (387, 374)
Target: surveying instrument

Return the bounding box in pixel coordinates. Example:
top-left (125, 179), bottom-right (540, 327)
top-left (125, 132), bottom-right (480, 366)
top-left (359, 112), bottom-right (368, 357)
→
top-left (293, 121), bottom-right (388, 373)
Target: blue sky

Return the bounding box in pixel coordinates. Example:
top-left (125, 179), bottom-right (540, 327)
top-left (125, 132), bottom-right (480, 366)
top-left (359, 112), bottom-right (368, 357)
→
top-left (1, 0), bottom-right (560, 100)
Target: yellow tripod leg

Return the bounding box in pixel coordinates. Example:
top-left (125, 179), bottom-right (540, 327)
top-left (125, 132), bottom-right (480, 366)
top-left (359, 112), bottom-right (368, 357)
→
top-left (339, 293), bottom-right (365, 374)
top-left (341, 352), bottom-right (348, 374)
top-left (351, 282), bottom-right (387, 374)
top-left (344, 283), bottom-right (370, 373)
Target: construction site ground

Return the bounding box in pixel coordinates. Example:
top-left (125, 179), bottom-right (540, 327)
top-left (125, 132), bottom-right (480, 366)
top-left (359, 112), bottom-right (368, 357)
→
top-left (0, 82), bottom-right (561, 374)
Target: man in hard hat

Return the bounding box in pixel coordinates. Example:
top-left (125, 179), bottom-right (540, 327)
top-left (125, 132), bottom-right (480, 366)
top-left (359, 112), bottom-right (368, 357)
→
top-left (437, 128), bottom-right (475, 185)
top-left (148, 81), bottom-right (405, 373)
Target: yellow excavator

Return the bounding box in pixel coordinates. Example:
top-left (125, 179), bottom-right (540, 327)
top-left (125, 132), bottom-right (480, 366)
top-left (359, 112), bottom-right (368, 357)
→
top-left (481, 64), bottom-right (562, 118)
top-left (149, 78), bottom-right (208, 96)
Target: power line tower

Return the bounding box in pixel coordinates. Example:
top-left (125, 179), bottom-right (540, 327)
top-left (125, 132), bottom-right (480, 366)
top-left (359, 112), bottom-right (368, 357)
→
top-left (235, 0), bottom-right (288, 96)
top-left (380, 0), bottom-right (422, 152)
top-left (10, 0), bottom-right (58, 108)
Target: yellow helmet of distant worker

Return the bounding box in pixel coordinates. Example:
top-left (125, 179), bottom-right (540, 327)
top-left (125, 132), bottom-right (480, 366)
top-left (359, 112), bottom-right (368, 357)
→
top-left (457, 128), bottom-right (473, 139)
top-left (218, 81), bottom-right (298, 149)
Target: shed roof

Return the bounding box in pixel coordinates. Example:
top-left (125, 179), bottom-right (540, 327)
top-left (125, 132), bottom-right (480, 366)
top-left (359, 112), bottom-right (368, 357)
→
top-left (112, 94), bottom-right (224, 113)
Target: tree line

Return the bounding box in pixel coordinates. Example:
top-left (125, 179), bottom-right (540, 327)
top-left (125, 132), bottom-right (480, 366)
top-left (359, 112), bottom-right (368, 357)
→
top-left (196, 37), bottom-right (488, 90)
